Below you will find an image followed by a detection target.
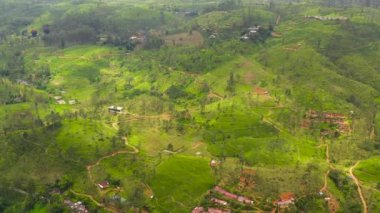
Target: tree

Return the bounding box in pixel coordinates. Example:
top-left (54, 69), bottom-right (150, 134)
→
top-left (60, 38), bottom-right (65, 49)
top-left (167, 143), bottom-right (174, 151)
top-left (226, 72), bottom-right (236, 94)
top-left (166, 85), bottom-right (188, 100)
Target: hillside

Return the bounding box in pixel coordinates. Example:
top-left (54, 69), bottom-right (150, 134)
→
top-left (0, 0), bottom-right (379, 212)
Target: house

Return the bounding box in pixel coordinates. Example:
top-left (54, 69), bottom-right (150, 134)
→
top-left (64, 200), bottom-right (89, 213)
top-left (248, 30), bottom-right (257, 36)
top-left (238, 196), bottom-right (254, 204)
top-left (57, 100), bottom-right (66, 105)
top-left (192, 207), bottom-right (205, 213)
top-left (322, 112), bottom-right (346, 120)
top-left (254, 87), bottom-right (269, 96)
top-left (54, 96), bottom-right (62, 100)
top-left (16, 79), bottom-right (29, 85)
top-left (305, 15), bottom-right (348, 21)
top-left (248, 26), bottom-right (260, 31)
top-left (208, 208), bottom-right (231, 213)
top-left (210, 159), bottom-right (219, 167)
top-left (209, 34), bottom-right (217, 39)
top-left (108, 106), bottom-right (123, 113)
top-left (240, 35), bottom-right (249, 41)
top-left (214, 186), bottom-right (238, 200)
top-left (97, 181), bottom-right (110, 189)
top-left (277, 192), bottom-right (295, 208)
top-left (214, 186), bottom-right (254, 205)
top-left (69, 100), bottom-right (77, 105)
top-left (247, 26), bottom-right (260, 36)
top-left (184, 10), bottom-right (198, 16)
top-left (129, 34), bottom-right (145, 44)
top-left (211, 198), bottom-right (228, 206)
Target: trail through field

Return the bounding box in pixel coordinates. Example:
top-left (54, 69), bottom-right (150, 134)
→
top-left (86, 137), bottom-right (139, 186)
top-left (6, 187), bottom-right (29, 195)
top-left (319, 141), bottom-right (339, 213)
top-left (191, 141), bottom-right (204, 149)
top-left (80, 136), bottom-right (140, 213)
top-left (79, 121), bottom-right (153, 212)
top-left (208, 91), bottom-right (224, 100)
top-left (349, 161), bottom-right (368, 213)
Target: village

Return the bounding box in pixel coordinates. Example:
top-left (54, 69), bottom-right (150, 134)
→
top-left (302, 110), bottom-right (351, 137)
top-left (304, 15), bottom-right (348, 21)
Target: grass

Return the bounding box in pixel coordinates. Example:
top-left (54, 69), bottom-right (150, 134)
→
top-left (1, 2), bottom-right (380, 212)
top-left (163, 31), bottom-right (204, 47)
top-left (149, 155), bottom-right (215, 212)
top-left (354, 157), bottom-right (380, 186)
top-left (56, 118), bottom-right (117, 162)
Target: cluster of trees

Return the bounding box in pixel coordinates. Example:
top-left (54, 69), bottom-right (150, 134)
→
top-left (0, 0), bottom-right (46, 40)
top-left (41, 5), bottom-right (169, 47)
top-left (328, 169), bottom-right (363, 212)
top-left (318, 0), bottom-right (380, 8)
top-left (147, 39), bottom-right (254, 73)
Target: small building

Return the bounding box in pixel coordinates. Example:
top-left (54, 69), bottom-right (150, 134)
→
top-left (240, 35), bottom-right (249, 41)
top-left (64, 200), bottom-right (89, 213)
top-left (211, 198), bottom-right (228, 206)
top-left (16, 79), bottom-right (29, 85)
top-left (277, 192), bottom-right (295, 208)
top-left (248, 30), bottom-right (257, 35)
top-left (213, 186), bottom-right (253, 204)
top-left (97, 181), bottom-right (110, 189)
top-left (208, 208), bottom-right (231, 213)
top-left (69, 100), bottom-right (77, 105)
top-left (54, 96), bottom-right (62, 100)
top-left (184, 10), bottom-right (198, 17)
top-left (108, 106), bottom-right (123, 113)
top-left (129, 35), bottom-right (145, 44)
top-left (214, 186), bottom-right (238, 200)
top-left (238, 196), bottom-right (254, 205)
top-left (57, 100), bottom-right (66, 105)
top-left (210, 159), bottom-right (219, 167)
top-left (192, 207), bottom-right (205, 213)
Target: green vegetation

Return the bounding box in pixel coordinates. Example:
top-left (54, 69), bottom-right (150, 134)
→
top-left (150, 155), bottom-right (215, 212)
top-left (0, 0), bottom-right (379, 212)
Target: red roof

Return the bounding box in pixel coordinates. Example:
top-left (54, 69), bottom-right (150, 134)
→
top-left (211, 198), bottom-right (228, 206)
top-left (280, 192), bottom-right (295, 202)
top-left (214, 186), bottom-right (253, 204)
top-left (322, 113), bottom-right (346, 119)
top-left (208, 208), bottom-right (231, 213)
top-left (192, 207), bottom-right (205, 213)
top-left (254, 87), bottom-right (269, 96)
top-left (97, 181), bottom-right (110, 189)
top-left (214, 186), bottom-right (238, 199)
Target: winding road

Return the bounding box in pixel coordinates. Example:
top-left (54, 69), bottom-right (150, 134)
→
top-left (86, 136), bottom-right (139, 188)
top-left (76, 136), bottom-right (140, 213)
top-left (75, 120), bottom-right (156, 213)
top-left (349, 161), bottom-right (368, 213)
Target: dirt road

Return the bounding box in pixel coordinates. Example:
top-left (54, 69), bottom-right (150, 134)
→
top-left (349, 161), bottom-right (368, 213)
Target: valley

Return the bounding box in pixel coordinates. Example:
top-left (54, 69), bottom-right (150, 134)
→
top-left (0, 0), bottom-right (379, 212)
